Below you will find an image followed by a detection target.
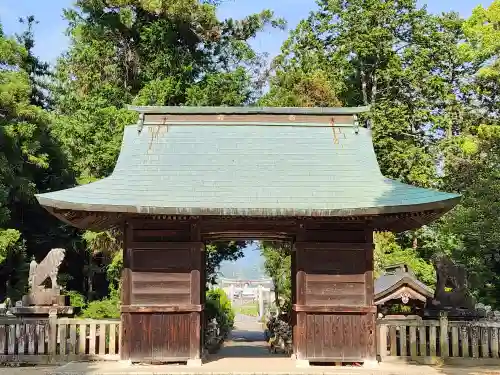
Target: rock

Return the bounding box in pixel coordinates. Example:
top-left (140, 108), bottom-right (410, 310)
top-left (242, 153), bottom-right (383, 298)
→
top-left (492, 311), bottom-right (500, 321)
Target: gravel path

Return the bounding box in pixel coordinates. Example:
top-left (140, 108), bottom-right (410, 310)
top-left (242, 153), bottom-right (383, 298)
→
top-left (211, 313), bottom-right (276, 358)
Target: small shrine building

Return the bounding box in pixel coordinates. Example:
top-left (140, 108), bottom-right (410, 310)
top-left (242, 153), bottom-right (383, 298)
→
top-left (374, 264), bottom-right (434, 317)
top-left (35, 106), bottom-right (459, 366)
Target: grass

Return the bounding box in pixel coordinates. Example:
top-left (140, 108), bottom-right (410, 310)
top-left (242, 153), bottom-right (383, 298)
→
top-left (234, 302), bottom-right (260, 317)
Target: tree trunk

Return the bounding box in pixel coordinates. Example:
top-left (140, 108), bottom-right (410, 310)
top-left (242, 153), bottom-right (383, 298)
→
top-left (371, 72), bottom-right (378, 105)
top-left (273, 277), bottom-right (280, 311)
top-left (360, 68), bottom-right (369, 106)
top-left (87, 273), bottom-right (93, 300)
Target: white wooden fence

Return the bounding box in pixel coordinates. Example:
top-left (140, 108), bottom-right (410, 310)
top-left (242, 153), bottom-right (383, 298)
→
top-left (2, 314), bottom-right (500, 364)
top-left (377, 315), bottom-right (500, 364)
top-left (0, 316), bottom-right (120, 364)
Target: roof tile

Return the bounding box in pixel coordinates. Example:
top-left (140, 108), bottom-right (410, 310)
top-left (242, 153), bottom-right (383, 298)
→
top-left (36, 120), bottom-right (460, 217)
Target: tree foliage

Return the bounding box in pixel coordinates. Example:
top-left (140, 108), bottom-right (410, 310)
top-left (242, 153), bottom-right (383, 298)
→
top-left (438, 127), bottom-right (500, 305)
top-left (374, 232), bottom-right (435, 286)
top-left (206, 241), bottom-right (246, 285)
top-left (0, 19), bottom-right (77, 301)
top-left (262, 0), bottom-right (500, 307)
top-left (260, 241), bottom-right (291, 312)
top-left (49, 0), bottom-right (282, 297)
top-left (1, 1), bottom-right (282, 301)
top-left (205, 288), bottom-right (235, 336)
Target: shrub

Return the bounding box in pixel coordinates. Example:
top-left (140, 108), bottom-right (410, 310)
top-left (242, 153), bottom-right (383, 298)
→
top-left (81, 288), bottom-right (120, 319)
top-left (65, 290), bottom-right (86, 309)
top-left (205, 288), bottom-right (234, 336)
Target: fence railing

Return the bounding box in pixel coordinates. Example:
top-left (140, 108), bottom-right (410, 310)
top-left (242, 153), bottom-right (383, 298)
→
top-left (377, 315), bottom-right (500, 364)
top-left (0, 315), bottom-right (120, 364)
top-left (2, 314), bottom-right (500, 364)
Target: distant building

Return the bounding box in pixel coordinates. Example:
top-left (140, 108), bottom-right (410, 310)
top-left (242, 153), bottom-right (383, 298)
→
top-left (218, 277), bottom-right (273, 305)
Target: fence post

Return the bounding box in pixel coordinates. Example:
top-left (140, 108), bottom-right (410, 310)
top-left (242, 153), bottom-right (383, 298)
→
top-left (439, 312), bottom-right (449, 358)
top-left (48, 309), bottom-right (58, 362)
top-left (377, 323), bottom-right (387, 361)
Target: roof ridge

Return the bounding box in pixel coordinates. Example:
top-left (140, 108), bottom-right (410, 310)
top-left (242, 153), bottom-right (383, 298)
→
top-left (128, 121), bottom-right (360, 128)
top-left (127, 105), bottom-right (371, 115)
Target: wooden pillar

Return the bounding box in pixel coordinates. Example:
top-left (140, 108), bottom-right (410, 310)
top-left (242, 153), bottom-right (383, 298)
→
top-left (365, 230), bottom-right (376, 363)
top-left (120, 221), bottom-right (132, 361)
top-left (291, 240), bottom-right (297, 358)
top-left (292, 222), bottom-right (376, 364)
top-left (189, 222), bottom-right (202, 363)
top-left (293, 223), bottom-right (307, 360)
top-left (119, 218), bottom-right (203, 364)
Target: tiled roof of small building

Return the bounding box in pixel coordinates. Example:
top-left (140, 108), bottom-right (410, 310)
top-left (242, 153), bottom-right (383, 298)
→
top-left (374, 265), bottom-right (434, 304)
top-left (375, 273), bottom-right (433, 297)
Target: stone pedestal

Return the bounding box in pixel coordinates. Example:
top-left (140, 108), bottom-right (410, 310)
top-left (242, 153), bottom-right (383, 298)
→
top-left (21, 288), bottom-right (68, 307)
top-left (11, 305), bottom-right (76, 318)
top-left (14, 286), bottom-right (75, 318)
top-left (423, 305), bottom-right (484, 321)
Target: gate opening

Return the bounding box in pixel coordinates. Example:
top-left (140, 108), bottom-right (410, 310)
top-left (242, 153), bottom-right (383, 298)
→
top-left (210, 240), bottom-right (292, 360)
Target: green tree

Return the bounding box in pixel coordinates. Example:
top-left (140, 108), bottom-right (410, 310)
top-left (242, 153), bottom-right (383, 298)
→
top-left (51, 1), bottom-right (284, 299)
top-left (15, 16), bottom-right (52, 109)
top-left (205, 241), bottom-right (246, 286)
top-left (260, 241), bottom-right (291, 312)
top-left (374, 232), bottom-right (435, 286)
top-left (260, 69), bottom-right (342, 107)
top-left (267, 1), bottom-right (480, 186)
top-left (0, 20), bottom-right (76, 300)
top-left (438, 126), bottom-right (500, 306)
top-left (462, 1), bottom-right (500, 121)
top-left (263, 0), bottom-right (500, 305)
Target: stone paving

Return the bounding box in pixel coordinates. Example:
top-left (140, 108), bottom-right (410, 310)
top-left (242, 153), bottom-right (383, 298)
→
top-left (47, 358), bottom-right (500, 375)
top-left (9, 314), bottom-right (500, 375)
top-left (211, 313), bottom-right (277, 358)
top-left (0, 366), bottom-right (56, 375)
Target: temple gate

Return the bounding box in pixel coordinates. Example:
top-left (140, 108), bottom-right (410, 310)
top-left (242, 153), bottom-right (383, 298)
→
top-left (35, 106), bottom-right (460, 366)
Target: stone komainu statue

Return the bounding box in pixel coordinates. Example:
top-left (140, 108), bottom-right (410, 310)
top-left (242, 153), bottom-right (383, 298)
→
top-left (431, 252), bottom-right (475, 310)
top-left (28, 248), bottom-right (65, 290)
top-left (22, 248), bottom-right (66, 306)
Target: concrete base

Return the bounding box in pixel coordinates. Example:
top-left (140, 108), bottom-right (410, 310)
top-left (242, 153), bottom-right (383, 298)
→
top-left (295, 359), bottom-right (310, 368)
top-left (118, 360), bottom-right (132, 366)
top-left (187, 359), bottom-right (202, 367)
top-left (11, 305), bottom-right (75, 317)
top-left (362, 360), bottom-right (379, 368)
top-left (47, 358), bottom-right (489, 375)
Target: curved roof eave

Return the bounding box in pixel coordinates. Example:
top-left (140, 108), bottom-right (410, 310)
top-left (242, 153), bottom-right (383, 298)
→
top-left (36, 194), bottom-right (460, 217)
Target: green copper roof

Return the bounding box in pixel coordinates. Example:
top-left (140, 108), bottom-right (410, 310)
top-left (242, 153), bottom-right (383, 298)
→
top-left (36, 108), bottom-right (459, 220)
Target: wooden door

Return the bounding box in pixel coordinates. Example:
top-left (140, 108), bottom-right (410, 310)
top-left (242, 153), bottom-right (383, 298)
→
top-left (292, 228), bottom-right (376, 363)
top-left (120, 220), bottom-right (203, 363)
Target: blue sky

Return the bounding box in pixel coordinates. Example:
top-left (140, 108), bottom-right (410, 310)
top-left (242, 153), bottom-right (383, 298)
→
top-left (219, 242), bottom-right (265, 280)
top-left (0, 0), bottom-right (490, 65)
